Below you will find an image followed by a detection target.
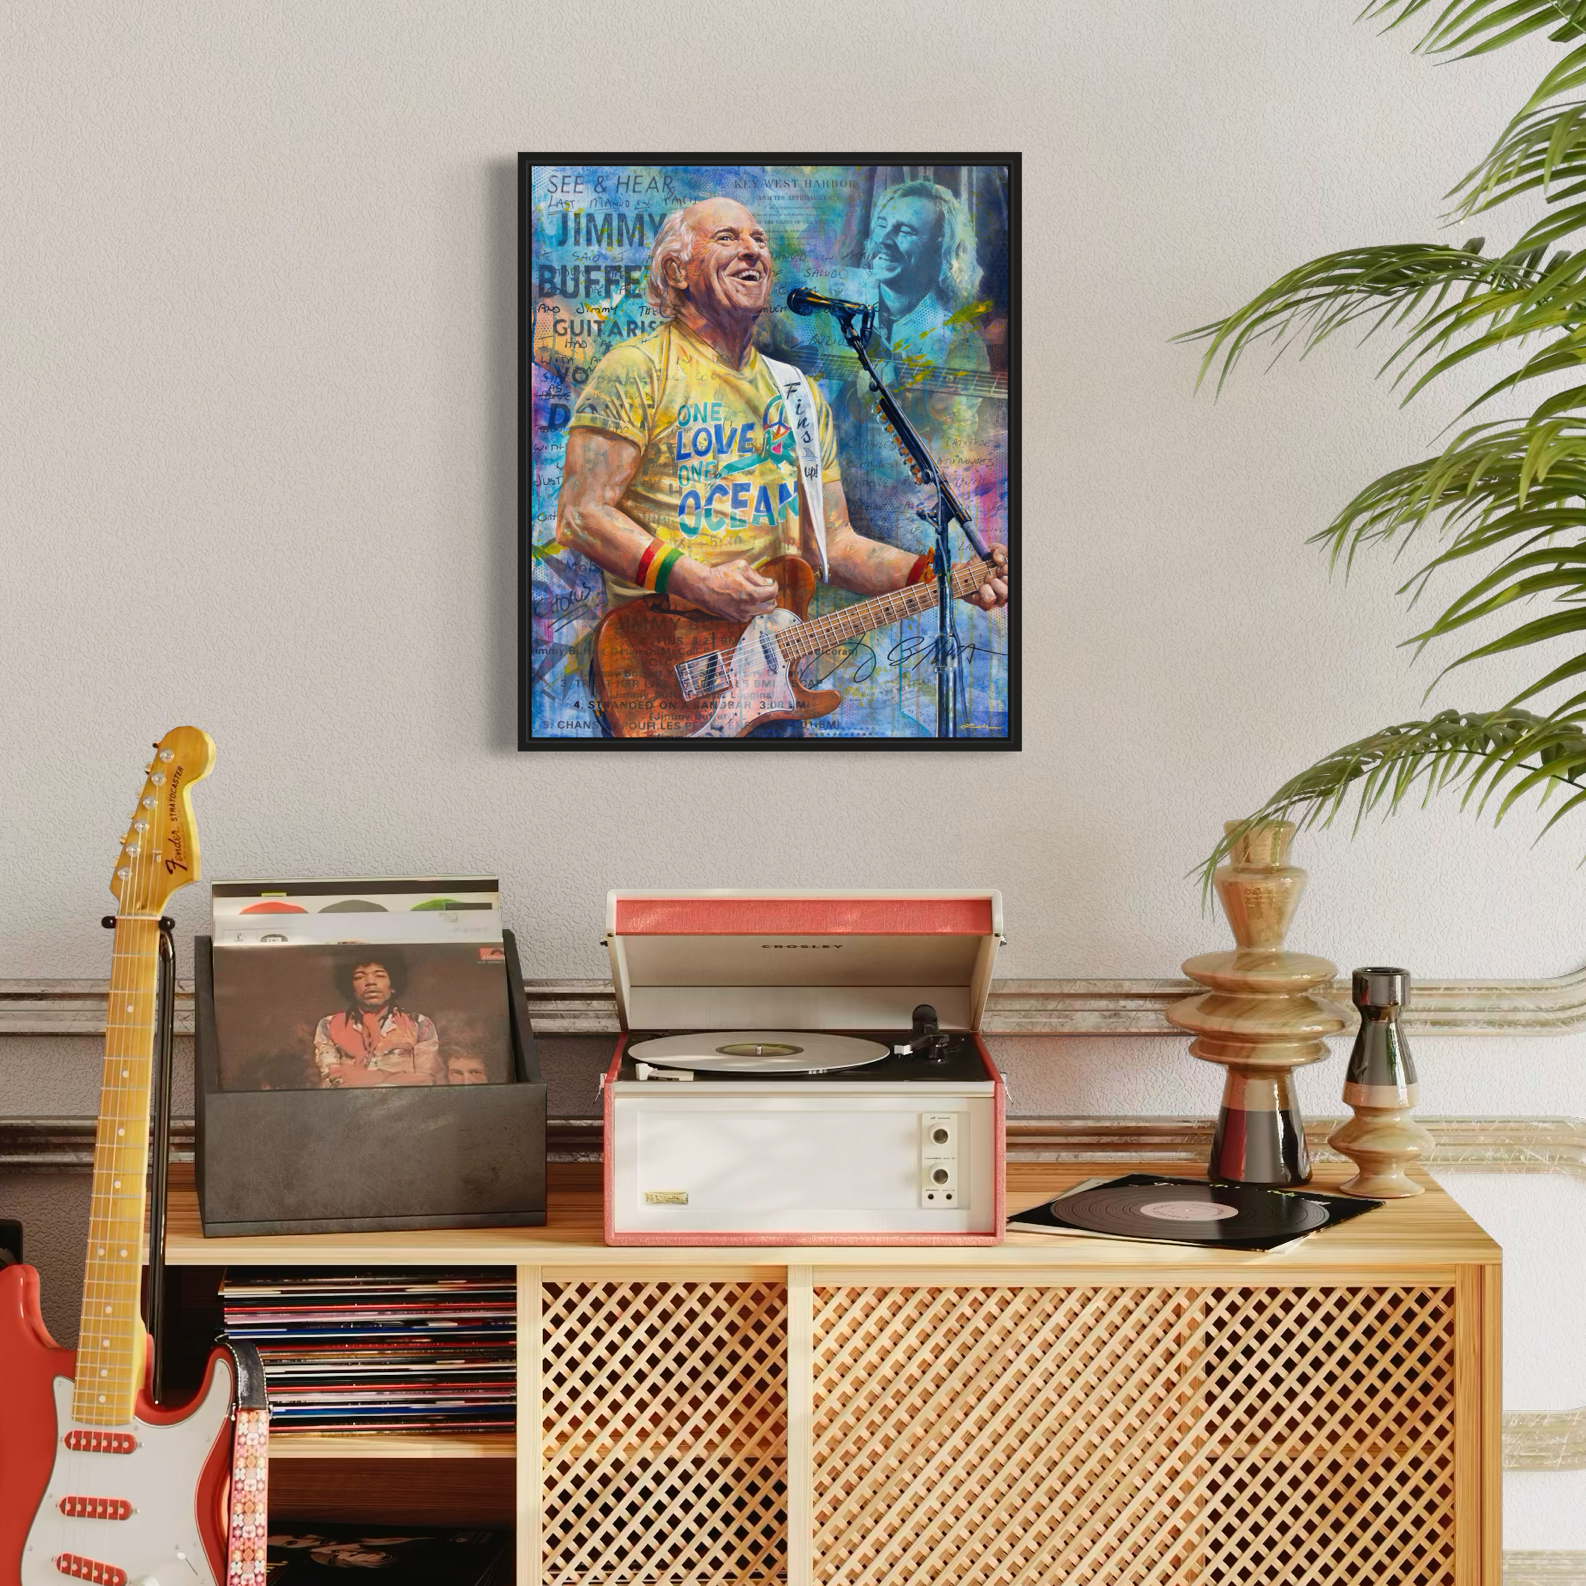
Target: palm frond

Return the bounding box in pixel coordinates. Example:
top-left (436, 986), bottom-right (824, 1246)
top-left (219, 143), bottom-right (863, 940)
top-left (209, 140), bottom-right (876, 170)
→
top-left (1384, 247), bottom-right (1586, 402)
top-left (1175, 244), bottom-right (1535, 395)
top-left (1361, 1), bottom-right (1586, 57)
top-left (1184, 5), bottom-right (1586, 890)
top-left (1315, 418), bottom-right (1586, 568)
top-left (1451, 100), bottom-right (1586, 216)
top-left (1304, 422), bottom-right (1586, 695)
top-left (1198, 705), bottom-right (1586, 897)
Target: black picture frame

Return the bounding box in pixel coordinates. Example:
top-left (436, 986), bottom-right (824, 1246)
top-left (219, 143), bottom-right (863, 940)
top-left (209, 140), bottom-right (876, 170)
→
top-left (519, 153), bottom-right (1021, 751)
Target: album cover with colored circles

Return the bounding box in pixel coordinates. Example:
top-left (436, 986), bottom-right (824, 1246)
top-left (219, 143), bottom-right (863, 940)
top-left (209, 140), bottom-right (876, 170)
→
top-left (1008, 1174), bottom-right (1381, 1252)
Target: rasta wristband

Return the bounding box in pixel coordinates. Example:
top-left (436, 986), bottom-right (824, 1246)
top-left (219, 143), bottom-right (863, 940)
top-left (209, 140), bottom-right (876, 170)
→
top-left (635, 541), bottom-right (684, 595)
top-left (652, 547), bottom-right (682, 595)
top-left (906, 553), bottom-right (934, 586)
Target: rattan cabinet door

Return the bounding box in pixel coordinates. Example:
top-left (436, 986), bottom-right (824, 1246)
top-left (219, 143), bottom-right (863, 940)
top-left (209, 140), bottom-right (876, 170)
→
top-left (805, 1282), bottom-right (1458, 1586)
top-left (537, 1278), bottom-right (789, 1584)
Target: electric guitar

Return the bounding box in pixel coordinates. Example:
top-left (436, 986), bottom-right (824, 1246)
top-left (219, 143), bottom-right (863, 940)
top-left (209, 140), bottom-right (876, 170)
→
top-left (591, 553), bottom-right (1003, 738)
top-left (0, 727), bottom-right (270, 1586)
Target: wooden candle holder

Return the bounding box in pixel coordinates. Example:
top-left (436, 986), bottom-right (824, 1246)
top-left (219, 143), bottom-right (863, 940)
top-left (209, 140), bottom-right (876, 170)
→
top-left (1168, 820), bottom-right (1347, 1185)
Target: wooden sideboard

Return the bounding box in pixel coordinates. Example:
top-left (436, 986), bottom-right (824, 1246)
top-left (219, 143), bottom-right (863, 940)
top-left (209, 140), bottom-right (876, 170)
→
top-left (160, 1161), bottom-right (1502, 1586)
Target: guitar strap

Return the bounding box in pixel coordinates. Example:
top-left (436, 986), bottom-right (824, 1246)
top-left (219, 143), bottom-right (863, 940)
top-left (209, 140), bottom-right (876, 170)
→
top-left (225, 1405), bottom-right (269, 1584)
top-left (759, 353), bottom-right (828, 582)
top-left (224, 1341), bottom-right (271, 1585)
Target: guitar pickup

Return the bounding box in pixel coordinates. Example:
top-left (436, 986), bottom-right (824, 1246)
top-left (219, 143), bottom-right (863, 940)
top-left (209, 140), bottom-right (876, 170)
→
top-left (55, 1555), bottom-right (126, 1585)
top-left (58, 1497), bottom-right (131, 1521)
top-left (675, 650), bottom-right (733, 702)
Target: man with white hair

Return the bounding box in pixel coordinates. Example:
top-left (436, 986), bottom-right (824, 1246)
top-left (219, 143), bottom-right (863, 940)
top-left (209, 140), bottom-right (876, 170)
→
top-left (555, 195), bottom-right (1006, 735)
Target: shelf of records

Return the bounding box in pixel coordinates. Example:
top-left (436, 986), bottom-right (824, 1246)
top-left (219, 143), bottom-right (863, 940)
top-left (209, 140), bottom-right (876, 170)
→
top-left (221, 1268), bottom-right (516, 1438)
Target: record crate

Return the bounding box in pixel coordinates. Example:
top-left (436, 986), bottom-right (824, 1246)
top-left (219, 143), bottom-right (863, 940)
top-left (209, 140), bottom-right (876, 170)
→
top-left (192, 930), bottom-right (546, 1236)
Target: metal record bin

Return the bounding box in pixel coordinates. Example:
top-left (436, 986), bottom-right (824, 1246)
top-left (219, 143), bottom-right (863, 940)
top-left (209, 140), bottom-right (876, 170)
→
top-left (193, 929), bottom-right (546, 1236)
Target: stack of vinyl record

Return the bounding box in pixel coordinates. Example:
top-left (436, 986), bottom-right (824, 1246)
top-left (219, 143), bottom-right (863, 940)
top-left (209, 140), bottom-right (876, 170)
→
top-left (219, 1268), bottom-right (515, 1433)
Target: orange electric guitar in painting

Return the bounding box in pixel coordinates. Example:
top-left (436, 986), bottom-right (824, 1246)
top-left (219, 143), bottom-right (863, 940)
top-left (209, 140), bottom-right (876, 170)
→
top-left (591, 552), bottom-right (1004, 738)
top-left (0, 727), bottom-right (270, 1586)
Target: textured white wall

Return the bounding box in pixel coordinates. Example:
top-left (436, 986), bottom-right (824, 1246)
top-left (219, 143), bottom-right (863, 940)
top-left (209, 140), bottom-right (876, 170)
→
top-left (0, 0), bottom-right (1580, 993)
top-left (3, 0), bottom-right (1584, 1547)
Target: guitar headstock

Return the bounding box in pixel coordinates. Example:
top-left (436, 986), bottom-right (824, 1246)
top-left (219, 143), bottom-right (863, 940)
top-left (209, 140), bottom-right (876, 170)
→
top-left (108, 726), bottom-right (216, 916)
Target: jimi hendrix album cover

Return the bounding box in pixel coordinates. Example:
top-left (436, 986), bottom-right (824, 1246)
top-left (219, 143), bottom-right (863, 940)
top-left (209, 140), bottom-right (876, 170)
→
top-left (519, 155), bottom-right (1020, 749)
top-left (212, 941), bottom-right (515, 1093)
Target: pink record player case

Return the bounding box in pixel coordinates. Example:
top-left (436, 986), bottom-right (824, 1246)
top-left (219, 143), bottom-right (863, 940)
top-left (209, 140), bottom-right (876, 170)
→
top-left (601, 889), bottom-right (1006, 1246)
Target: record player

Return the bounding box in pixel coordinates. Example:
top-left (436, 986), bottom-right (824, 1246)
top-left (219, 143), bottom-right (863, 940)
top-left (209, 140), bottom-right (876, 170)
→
top-left (601, 889), bottom-right (1006, 1245)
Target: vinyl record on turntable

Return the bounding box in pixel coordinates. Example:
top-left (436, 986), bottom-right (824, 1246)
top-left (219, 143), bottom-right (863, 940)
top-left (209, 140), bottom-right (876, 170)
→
top-left (1051, 1181), bottom-right (1331, 1243)
top-left (627, 1030), bottom-right (889, 1074)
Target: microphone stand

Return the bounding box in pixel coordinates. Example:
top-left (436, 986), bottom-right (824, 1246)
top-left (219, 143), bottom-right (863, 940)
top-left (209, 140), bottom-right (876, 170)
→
top-left (830, 303), bottom-right (991, 739)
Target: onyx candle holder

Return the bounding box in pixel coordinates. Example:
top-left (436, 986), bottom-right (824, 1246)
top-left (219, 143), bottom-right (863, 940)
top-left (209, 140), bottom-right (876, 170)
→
top-left (1167, 820), bottom-right (1347, 1185)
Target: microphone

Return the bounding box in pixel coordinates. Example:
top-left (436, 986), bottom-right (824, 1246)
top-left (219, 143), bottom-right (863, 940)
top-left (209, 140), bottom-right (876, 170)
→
top-left (787, 287), bottom-right (869, 319)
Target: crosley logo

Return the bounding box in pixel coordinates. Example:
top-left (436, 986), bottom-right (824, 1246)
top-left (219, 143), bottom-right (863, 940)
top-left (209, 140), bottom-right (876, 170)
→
top-left (761, 943), bottom-right (843, 950)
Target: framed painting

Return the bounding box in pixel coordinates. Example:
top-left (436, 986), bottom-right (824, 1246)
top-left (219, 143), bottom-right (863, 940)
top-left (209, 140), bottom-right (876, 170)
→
top-left (519, 153), bottom-right (1020, 749)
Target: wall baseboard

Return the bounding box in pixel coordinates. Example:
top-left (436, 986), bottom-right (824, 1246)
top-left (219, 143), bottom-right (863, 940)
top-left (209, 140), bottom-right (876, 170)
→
top-left (8, 970), bottom-right (1586, 1037)
top-left (1505, 1557), bottom-right (1586, 1584)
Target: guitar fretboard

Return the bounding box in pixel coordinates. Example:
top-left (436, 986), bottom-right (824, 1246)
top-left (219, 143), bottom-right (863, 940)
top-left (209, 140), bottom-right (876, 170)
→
top-left (779, 560), bottom-right (991, 661)
top-left (72, 915), bottom-right (158, 1426)
top-left (792, 349), bottom-right (1008, 403)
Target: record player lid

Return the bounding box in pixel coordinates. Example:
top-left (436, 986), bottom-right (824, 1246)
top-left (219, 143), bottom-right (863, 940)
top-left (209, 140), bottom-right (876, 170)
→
top-left (605, 890), bottom-right (1004, 1032)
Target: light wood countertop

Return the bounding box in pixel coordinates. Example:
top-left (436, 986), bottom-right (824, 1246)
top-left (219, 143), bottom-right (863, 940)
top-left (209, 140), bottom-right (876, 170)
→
top-left (161, 1160), bottom-right (1500, 1280)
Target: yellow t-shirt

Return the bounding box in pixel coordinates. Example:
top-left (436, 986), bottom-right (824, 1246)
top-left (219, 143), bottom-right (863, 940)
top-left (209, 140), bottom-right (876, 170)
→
top-left (567, 320), bottom-right (842, 604)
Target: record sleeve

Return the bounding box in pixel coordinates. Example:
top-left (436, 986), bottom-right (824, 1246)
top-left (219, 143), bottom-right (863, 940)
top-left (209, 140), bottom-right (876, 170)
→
top-left (213, 878), bottom-right (501, 948)
top-left (211, 938), bottom-right (516, 1091)
top-left (1007, 1174), bottom-right (1381, 1253)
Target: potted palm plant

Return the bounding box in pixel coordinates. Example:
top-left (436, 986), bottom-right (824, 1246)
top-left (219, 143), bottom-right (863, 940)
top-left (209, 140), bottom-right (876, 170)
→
top-left (1184, 0), bottom-right (1586, 878)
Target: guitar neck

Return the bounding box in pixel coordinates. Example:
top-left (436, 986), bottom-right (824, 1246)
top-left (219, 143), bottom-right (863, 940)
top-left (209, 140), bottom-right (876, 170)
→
top-left (779, 560), bottom-right (990, 661)
top-left (73, 916), bottom-right (159, 1426)
top-left (794, 349), bottom-right (1007, 402)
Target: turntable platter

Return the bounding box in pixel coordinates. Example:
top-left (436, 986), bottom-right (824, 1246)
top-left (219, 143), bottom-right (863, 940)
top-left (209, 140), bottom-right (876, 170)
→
top-left (627, 1030), bottom-right (890, 1074)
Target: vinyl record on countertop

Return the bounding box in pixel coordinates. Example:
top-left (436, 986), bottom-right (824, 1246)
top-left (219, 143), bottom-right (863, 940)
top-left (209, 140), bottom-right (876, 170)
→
top-left (1052, 1181), bottom-right (1331, 1243)
top-left (1007, 1173), bottom-right (1381, 1252)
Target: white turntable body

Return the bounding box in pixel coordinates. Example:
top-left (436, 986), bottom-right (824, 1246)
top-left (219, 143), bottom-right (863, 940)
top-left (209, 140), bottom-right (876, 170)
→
top-left (601, 889), bottom-right (1006, 1245)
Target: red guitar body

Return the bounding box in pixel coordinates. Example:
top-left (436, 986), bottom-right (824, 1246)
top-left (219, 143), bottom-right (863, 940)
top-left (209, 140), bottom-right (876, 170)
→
top-left (0, 1264), bottom-right (236, 1586)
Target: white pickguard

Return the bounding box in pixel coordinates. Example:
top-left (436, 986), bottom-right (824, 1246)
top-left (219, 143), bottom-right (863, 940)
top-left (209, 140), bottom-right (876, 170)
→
top-left (691, 609), bottom-right (799, 738)
top-left (22, 1366), bottom-right (233, 1586)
